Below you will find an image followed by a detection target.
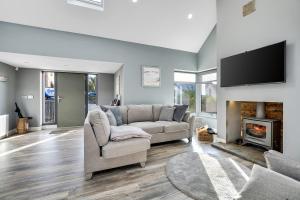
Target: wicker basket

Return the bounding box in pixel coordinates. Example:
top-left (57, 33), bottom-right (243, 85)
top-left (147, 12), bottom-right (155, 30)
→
top-left (17, 118), bottom-right (29, 134)
top-left (197, 127), bottom-right (213, 142)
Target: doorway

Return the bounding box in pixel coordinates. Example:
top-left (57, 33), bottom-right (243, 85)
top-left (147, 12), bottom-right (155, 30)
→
top-left (42, 72), bottom-right (86, 127)
top-left (87, 74), bottom-right (98, 111)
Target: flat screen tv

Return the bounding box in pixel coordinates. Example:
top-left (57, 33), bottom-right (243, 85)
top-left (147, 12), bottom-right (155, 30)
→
top-left (221, 41), bottom-right (286, 87)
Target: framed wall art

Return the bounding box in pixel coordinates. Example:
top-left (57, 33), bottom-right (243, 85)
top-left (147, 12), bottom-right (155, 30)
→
top-left (142, 66), bottom-right (160, 87)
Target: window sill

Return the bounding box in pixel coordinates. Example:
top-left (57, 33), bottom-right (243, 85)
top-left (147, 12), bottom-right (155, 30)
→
top-left (196, 112), bottom-right (217, 119)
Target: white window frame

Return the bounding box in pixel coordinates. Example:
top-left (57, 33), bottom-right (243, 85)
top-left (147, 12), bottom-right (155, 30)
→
top-left (196, 69), bottom-right (217, 118)
top-left (174, 71), bottom-right (196, 113)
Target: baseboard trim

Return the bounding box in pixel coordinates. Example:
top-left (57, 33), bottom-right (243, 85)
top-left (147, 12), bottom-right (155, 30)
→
top-left (8, 129), bottom-right (16, 136)
top-left (29, 127), bottom-right (42, 131)
top-left (213, 135), bottom-right (226, 143)
top-left (42, 125), bottom-right (58, 130)
top-left (0, 129), bottom-right (16, 140)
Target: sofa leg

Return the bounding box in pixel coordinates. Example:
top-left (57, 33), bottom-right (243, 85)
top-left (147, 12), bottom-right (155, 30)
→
top-left (85, 172), bottom-right (93, 180)
top-left (140, 162), bottom-right (146, 168)
top-left (188, 137), bottom-right (192, 143)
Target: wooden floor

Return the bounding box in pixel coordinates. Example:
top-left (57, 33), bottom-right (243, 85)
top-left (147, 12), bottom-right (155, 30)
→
top-left (0, 128), bottom-right (253, 200)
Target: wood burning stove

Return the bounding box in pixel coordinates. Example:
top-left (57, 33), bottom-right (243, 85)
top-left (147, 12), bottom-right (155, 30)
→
top-left (243, 117), bottom-right (281, 151)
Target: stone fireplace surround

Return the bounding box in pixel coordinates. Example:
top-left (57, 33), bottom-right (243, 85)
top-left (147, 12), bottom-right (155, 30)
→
top-left (226, 101), bottom-right (283, 152)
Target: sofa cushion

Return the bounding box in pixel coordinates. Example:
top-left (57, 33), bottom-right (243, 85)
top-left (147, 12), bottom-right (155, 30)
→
top-left (100, 106), bottom-right (123, 126)
top-left (159, 106), bottom-right (175, 121)
top-left (182, 111), bottom-right (190, 122)
top-left (106, 110), bottom-right (117, 126)
top-left (237, 164), bottom-right (300, 200)
top-left (119, 106), bottom-right (128, 124)
top-left (264, 150), bottom-right (300, 181)
top-left (89, 110), bottom-right (110, 146)
top-left (173, 105), bottom-right (188, 122)
top-left (102, 138), bottom-right (150, 159)
top-left (110, 126), bottom-right (151, 141)
top-left (127, 105), bottom-right (153, 123)
top-left (155, 121), bottom-right (189, 133)
top-left (129, 122), bottom-right (164, 134)
top-left (153, 104), bottom-right (163, 121)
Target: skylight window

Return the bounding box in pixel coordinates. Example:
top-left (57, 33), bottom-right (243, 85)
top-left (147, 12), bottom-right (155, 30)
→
top-left (67, 0), bottom-right (104, 11)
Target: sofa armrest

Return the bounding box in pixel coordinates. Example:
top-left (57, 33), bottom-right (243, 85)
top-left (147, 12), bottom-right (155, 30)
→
top-left (264, 150), bottom-right (300, 182)
top-left (187, 113), bottom-right (195, 138)
top-left (84, 122), bottom-right (101, 173)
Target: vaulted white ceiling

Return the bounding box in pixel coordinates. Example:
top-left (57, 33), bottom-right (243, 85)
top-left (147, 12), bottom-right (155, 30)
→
top-left (0, 0), bottom-right (216, 53)
top-left (0, 52), bottom-right (123, 73)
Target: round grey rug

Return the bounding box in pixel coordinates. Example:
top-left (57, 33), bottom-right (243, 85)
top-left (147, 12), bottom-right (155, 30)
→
top-left (166, 152), bottom-right (251, 200)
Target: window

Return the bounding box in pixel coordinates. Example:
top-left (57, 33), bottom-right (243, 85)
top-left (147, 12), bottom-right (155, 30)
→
top-left (174, 72), bottom-right (196, 113)
top-left (197, 71), bottom-right (217, 114)
top-left (67, 0), bottom-right (104, 11)
top-left (43, 72), bottom-right (56, 124)
top-left (87, 74), bottom-right (97, 111)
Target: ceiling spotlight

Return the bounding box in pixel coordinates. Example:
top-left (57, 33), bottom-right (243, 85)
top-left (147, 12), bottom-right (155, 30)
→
top-left (187, 13), bottom-right (193, 19)
top-left (132, 0), bottom-right (138, 3)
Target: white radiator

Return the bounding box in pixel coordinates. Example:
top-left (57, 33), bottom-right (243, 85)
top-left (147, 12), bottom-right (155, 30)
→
top-left (0, 115), bottom-right (9, 138)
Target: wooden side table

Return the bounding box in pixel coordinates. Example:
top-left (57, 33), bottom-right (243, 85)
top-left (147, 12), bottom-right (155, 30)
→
top-left (17, 118), bottom-right (29, 134)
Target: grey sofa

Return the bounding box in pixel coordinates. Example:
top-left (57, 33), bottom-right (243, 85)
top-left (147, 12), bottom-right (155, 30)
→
top-left (237, 150), bottom-right (300, 199)
top-left (84, 104), bottom-right (195, 179)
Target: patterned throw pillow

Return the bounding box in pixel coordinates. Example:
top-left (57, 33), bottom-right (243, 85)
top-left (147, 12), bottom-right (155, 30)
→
top-left (173, 105), bottom-right (189, 122)
top-left (100, 105), bottom-right (123, 126)
top-left (106, 109), bottom-right (117, 126)
top-left (159, 106), bottom-right (175, 121)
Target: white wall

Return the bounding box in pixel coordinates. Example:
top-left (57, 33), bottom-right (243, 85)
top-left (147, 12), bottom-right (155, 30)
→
top-left (217, 0), bottom-right (300, 160)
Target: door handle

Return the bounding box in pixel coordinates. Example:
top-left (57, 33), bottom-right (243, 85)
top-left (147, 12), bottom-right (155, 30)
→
top-left (57, 96), bottom-right (63, 103)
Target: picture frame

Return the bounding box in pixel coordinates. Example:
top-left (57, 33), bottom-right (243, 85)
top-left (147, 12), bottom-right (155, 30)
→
top-left (142, 66), bottom-right (160, 87)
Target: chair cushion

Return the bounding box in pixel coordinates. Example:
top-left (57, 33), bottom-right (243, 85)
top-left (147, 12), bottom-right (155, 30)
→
top-left (173, 105), bottom-right (189, 122)
top-left (155, 121), bottom-right (189, 133)
top-left (127, 105), bottom-right (153, 123)
top-left (159, 106), bottom-right (175, 121)
top-left (153, 104), bottom-right (163, 121)
top-left (102, 138), bottom-right (150, 159)
top-left (264, 150), bottom-right (300, 181)
top-left (89, 110), bottom-right (110, 146)
top-left (237, 165), bottom-right (300, 200)
top-left (129, 122), bottom-right (164, 134)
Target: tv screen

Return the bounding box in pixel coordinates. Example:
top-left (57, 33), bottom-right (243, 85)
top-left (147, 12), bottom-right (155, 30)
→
top-left (221, 41), bottom-right (286, 87)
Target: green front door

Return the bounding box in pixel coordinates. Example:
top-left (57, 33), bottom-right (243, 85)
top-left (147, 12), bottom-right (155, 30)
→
top-left (56, 73), bottom-right (86, 127)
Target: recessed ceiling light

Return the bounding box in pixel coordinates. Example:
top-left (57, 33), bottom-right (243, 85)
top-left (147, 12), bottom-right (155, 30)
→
top-left (187, 13), bottom-right (193, 20)
top-left (132, 0), bottom-right (138, 3)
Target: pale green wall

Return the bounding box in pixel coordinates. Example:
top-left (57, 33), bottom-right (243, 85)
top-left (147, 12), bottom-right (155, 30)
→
top-left (0, 62), bottom-right (16, 130)
top-left (97, 73), bottom-right (114, 105)
top-left (16, 68), bottom-right (41, 127)
top-left (0, 22), bottom-right (197, 105)
top-left (197, 26), bottom-right (217, 71)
